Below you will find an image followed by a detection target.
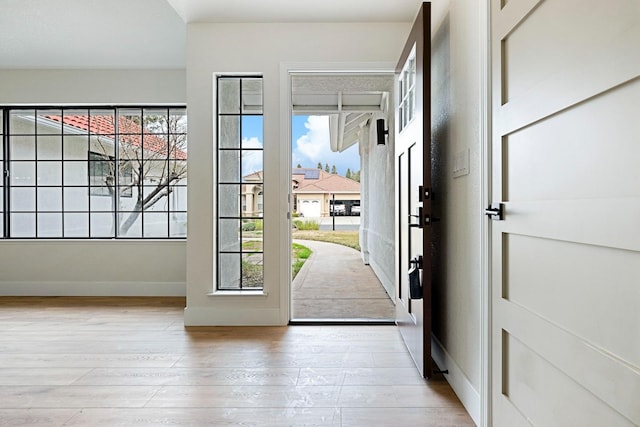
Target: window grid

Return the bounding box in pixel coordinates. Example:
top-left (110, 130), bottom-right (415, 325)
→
top-left (1, 110), bottom-right (5, 238)
top-left (216, 76), bottom-right (264, 291)
top-left (398, 46), bottom-right (417, 132)
top-left (0, 106), bottom-right (187, 239)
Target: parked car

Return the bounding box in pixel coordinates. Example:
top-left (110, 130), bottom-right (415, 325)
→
top-left (330, 204), bottom-right (346, 215)
top-left (351, 205), bottom-right (361, 215)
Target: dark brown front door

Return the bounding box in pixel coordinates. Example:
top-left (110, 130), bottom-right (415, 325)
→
top-left (395, 2), bottom-right (432, 378)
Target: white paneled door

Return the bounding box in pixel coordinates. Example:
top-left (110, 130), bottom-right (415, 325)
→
top-left (490, 0), bottom-right (640, 425)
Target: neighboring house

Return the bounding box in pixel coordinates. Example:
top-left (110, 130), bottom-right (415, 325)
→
top-left (291, 168), bottom-right (360, 217)
top-left (241, 171), bottom-right (264, 218)
top-left (242, 168), bottom-right (360, 218)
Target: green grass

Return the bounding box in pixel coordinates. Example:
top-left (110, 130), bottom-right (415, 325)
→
top-left (292, 242), bottom-right (311, 259)
top-left (240, 234), bottom-right (356, 282)
top-left (291, 230), bottom-right (360, 251)
top-left (291, 242), bottom-right (312, 279)
top-left (241, 240), bottom-right (262, 251)
top-left (293, 219), bottom-right (320, 230)
top-left (240, 260), bottom-right (263, 288)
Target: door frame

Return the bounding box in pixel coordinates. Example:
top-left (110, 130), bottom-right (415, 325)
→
top-left (280, 6), bottom-right (493, 419)
top-left (278, 61), bottom-right (397, 324)
top-left (480, 1), bottom-right (492, 426)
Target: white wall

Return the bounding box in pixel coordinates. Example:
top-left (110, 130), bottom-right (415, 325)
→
top-left (185, 22), bottom-right (410, 325)
top-left (0, 241), bottom-right (185, 295)
top-left (0, 68), bottom-right (187, 296)
top-left (0, 69), bottom-right (186, 105)
top-left (360, 114), bottom-right (396, 299)
top-left (429, 1), bottom-right (485, 424)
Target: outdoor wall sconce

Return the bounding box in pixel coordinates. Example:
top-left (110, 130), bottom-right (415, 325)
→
top-left (376, 118), bottom-right (388, 145)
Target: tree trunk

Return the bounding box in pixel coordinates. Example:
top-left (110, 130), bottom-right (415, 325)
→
top-left (119, 202), bottom-right (143, 234)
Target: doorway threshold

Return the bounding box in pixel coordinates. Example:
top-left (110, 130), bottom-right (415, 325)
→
top-left (289, 318), bottom-right (395, 325)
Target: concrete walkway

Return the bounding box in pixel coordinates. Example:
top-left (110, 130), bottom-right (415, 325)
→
top-left (291, 239), bottom-right (395, 320)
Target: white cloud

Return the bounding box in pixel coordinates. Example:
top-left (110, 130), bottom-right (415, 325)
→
top-left (295, 116), bottom-right (330, 162)
top-left (242, 137), bottom-right (263, 176)
top-left (292, 116), bottom-right (360, 174)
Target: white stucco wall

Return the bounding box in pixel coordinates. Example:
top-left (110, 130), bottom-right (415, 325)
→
top-left (185, 22), bottom-right (410, 325)
top-left (0, 69), bottom-right (187, 296)
top-left (429, 1), bottom-right (485, 423)
top-left (360, 114), bottom-right (396, 299)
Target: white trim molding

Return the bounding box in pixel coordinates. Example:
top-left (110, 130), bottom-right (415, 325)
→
top-left (184, 306), bottom-right (282, 326)
top-left (432, 336), bottom-right (481, 426)
top-left (0, 281), bottom-right (186, 297)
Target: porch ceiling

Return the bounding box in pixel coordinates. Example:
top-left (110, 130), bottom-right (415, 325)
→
top-left (291, 74), bottom-right (393, 153)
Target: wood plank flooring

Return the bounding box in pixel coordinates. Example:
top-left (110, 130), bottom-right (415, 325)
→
top-left (0, 297), bottom-right (475, 426)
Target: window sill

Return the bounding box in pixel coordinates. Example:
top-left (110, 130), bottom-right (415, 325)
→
top-left (207, 290), bottom-right (268, 297)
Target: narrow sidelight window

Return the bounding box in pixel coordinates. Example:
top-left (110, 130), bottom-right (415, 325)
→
top-left (216, 76), bottom-right (264, 290)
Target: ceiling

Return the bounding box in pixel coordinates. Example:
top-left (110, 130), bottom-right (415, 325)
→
top-left (166, 0), bottom-right (422, 23)
top-left (0, 0), bottom-right (424, 69)
top-left (0, 0), bottom-right (186, 68)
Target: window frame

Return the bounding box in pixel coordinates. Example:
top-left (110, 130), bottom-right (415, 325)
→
top-left (0, 105), bottom-right (187, 239)
top-left (398, 45), bottom-right (417, 132)
top-left (216, 75), bottom-right (264, 291)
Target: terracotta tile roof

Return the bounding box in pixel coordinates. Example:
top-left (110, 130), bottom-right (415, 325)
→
top-left (244, 167), bottom-right (360, 194)
top-left (291, 168), bottom-right (360, 194)
top-left (296, 172), bottom-right (360, 193)
top-left (47, 115), bottom-right (187, 160)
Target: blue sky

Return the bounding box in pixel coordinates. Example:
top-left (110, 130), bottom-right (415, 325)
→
top-left (240, 115), bottom-right (360, 177)
top-left (291, 115), bottom-right (360, 176)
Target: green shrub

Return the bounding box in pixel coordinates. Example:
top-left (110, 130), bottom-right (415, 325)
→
top-left (293, 219), bottom-right (319, 230)
top-left (241, 219), bottom-right (263, 232)
top-left (241, 222), bottom-right (256, 231)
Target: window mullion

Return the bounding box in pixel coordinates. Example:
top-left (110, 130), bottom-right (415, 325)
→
top-left (2, 109), bottom-right (9, 238)
top-left (113, 108), bottom-right (120, 238)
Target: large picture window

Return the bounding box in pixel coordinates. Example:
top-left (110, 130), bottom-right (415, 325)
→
top-left (216, 76), bottom-right (264, 290)
top-left (0, 106), bottom-right (187, 239)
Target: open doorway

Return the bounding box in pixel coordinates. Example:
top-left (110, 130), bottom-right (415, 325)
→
top-left (288, 73), bottom-right (396, 322)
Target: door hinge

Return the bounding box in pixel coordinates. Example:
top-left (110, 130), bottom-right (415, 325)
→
top-left (485, 203), bottom-right (504, 220)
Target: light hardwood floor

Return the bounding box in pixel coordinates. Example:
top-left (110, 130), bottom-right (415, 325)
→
top-left (0, 297), bottom-right (474, 426)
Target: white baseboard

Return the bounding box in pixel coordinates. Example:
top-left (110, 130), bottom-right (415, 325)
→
top-left (432, 335), bottom-right (480, 426)
top-left (184, 306), bottom-right (284, 326)
top-left (0, 281), bottom-right (186, 296)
